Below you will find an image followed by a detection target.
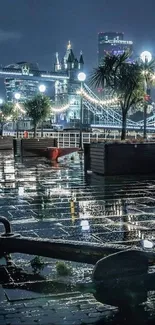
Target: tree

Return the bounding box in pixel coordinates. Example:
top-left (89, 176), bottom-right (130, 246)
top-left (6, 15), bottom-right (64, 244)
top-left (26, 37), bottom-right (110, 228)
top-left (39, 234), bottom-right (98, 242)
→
top-left (140, 58), bottom-right (155, 139)
top-left (24, 94), bottom-right (51, 138)
top-left (90, 52), bottom-right (144, 140)
top-left (0, 102), bottom-right (15, 136)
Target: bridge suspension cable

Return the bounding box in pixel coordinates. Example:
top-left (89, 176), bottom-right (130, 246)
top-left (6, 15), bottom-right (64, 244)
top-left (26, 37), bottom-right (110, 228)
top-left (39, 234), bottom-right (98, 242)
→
top-left (7, 84), bottom-right (155, 130)
top-left (77, 88), bottom-right (118, 106)
top-left (82, 84), bottom-right (141, 128)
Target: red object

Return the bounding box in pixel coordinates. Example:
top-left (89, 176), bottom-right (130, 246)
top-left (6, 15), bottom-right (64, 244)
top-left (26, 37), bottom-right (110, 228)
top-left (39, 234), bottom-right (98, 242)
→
top-left (46, 147), bottom-right (79, 160)
top-left (24, 131), bottom-right (28, 138)
top-left (27, 147), bottom-right (79, 161)
top-left (144, 95), bottom-right (150, 102)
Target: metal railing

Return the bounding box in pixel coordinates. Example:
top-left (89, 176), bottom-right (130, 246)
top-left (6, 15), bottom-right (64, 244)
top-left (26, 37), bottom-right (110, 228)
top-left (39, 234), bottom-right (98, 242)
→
top-left (3, 131), bottom-right (137, 148)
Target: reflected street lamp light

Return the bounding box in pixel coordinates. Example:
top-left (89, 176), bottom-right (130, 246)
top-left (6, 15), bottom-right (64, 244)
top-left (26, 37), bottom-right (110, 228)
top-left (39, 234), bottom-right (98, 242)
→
top-left (38, 85), bottom-right (46, 137)
top-left (77, 72), bottom-right (86, 149)
top-left (14, 93), bottom-right (21, 138)
top-left (140, 51), bottom-right (152, 139)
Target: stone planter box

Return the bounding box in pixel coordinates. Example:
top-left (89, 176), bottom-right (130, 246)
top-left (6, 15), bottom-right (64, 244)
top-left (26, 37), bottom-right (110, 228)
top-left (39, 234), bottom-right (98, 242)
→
top-left (14, 138), bottom-right (57, 157)
top-left (0, 137), bottom-right (13, 150)
top-left (84, 142), bottom-right (155, 176)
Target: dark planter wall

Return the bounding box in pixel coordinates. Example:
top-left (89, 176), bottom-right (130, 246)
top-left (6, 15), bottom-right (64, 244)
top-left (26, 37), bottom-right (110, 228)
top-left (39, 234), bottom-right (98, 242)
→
top-left (0, 137), bottom-right (13, 150)
top-left (84, 143), bottom-right (155, 176)
top-left (106, 143), bottom-right (155, 175)
top-left (22, 138), bottom-right (57, 157)
top-left (14, 138), bottom-right (57, 157)
top-left (84, 144), bottom-right (91, 172)
top-left (90, 143), bottom-right (105, 175)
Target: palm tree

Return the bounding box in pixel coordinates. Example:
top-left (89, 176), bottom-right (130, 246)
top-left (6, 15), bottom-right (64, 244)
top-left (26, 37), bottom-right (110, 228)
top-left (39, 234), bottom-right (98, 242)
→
top-left (91, 52), bottom-right (144, 140)
top-left (140, 58), bottom-right (155, 139)
top-left (24, 94), bottom-right (51, 138)
top-left (0, 102), bottom-right (15, 136)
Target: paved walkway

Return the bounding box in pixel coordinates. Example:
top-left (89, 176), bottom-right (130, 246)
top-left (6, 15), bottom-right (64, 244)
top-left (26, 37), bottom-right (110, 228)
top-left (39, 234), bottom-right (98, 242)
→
top-left (0, 287), bottom-right (117, 325)
top-left (1, 287), bottom-right (155, 325)
top-left (0, 152), bottom-right (155, 324)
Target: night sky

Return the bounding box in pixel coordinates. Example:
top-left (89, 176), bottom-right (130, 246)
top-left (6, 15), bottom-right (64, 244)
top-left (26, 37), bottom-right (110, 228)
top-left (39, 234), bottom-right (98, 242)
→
top-left (0, 0), bottom-right (155, 95)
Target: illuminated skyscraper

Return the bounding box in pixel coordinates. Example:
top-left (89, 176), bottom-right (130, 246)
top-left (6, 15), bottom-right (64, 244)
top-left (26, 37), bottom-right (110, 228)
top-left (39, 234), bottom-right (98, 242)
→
top-left (98, 32), bottom-right (133, 65)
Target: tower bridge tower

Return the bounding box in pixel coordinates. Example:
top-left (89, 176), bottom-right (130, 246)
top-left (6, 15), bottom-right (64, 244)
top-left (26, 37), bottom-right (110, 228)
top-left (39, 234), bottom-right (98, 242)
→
top-left (54, 41), bottom-right (84, 126)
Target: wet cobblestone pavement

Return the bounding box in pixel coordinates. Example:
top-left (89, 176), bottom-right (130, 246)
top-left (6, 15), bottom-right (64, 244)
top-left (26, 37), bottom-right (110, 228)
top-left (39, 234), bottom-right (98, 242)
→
top-left (1, 151), bottom-right (155, 324)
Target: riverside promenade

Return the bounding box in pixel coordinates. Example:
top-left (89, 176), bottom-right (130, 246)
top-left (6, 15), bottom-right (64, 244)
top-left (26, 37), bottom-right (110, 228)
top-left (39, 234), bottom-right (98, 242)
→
top-left (0, 151), bottom-right (155, 324)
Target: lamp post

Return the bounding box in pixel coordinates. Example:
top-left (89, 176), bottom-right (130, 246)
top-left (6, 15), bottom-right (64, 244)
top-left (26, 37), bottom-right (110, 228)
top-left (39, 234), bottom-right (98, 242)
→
top-left (0, 99), bottom-right (3, 136)
top-left (14, 92), bottom-right (21, 138)
top-left (140, 51), bottom-right (152, 139)
top-left (39, 84), bottom-right (46, 137)
top-left (77, 72), bottom-right (86, 149)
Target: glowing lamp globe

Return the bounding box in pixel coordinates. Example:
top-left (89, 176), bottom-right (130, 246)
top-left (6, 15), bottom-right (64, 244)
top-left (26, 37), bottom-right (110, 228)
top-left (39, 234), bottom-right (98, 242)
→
top-left (39, 84), bottom-right (46, 93)
top-left (140, 51), bottom-right (152, 63)
top-left (78, 72), bottom-right (86, 82)
top-left (0, 99), bottom-right (3, 105)
top-left (14, 93), bottom-right (21, 100)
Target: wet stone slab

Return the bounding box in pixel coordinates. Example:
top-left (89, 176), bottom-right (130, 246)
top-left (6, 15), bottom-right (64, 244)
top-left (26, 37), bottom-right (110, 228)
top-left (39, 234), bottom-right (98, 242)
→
top-left (1, 152), bottom-right (155, 323)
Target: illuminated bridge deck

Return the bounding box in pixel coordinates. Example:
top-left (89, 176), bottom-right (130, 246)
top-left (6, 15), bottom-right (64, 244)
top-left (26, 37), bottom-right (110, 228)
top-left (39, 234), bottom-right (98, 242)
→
top-left (0, 151), bottom-right (155, 324)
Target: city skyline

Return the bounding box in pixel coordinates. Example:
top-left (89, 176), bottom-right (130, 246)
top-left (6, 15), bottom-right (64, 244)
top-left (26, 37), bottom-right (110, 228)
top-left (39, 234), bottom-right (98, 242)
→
top-left (0, 0), bottom-right (155, 97)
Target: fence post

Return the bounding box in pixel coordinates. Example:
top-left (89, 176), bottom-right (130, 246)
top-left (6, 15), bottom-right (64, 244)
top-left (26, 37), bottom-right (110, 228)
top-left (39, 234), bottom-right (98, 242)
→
top-left (69, 133), bottom-right (71, 147)
top-left (75, 133), bottom-right (77, 147)
top-left (57, 132), bottom-right (60, 148)
top-left (63, 133), bottom-right (65, 147)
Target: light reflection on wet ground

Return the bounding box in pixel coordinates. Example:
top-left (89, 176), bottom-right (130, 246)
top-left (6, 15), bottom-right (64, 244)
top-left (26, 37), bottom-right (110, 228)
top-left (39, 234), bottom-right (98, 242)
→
top-left (1, 152), bottom-right (155, 246)
top-left (1, 151), bottom-right (155, 323)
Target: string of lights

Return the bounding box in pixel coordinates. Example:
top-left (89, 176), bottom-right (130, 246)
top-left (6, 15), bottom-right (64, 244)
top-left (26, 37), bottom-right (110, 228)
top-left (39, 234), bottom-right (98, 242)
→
top-left (51, 103), bottom-right (70, 113)
top-left (50, 89), bottom-right (119, 113)
top-left (2, 88), bottom-right (119, 118)
top-left (15, 103), bottom-right (26, 114)
top-left (77, 89), bottom-right (118, 106)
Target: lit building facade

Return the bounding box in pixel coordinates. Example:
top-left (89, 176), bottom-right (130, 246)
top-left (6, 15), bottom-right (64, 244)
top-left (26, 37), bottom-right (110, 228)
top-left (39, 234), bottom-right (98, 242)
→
top-left (98, 32), bottom-right (133, 66)
top-left (5, 62), bottom-right (39, 102)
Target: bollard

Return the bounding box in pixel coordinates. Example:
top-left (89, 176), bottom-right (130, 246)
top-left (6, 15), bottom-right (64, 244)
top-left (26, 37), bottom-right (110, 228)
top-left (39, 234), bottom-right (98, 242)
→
top-left (70, 199), bottom-right (76, 224)
top-left (0, 217), bottom-right (20, 238)
top-left (0, 217), bottom-right (12, 236)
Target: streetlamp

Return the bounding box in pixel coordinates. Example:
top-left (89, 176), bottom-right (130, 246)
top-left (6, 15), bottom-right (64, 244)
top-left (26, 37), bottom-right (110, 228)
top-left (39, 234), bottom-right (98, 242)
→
top-left (140, 51), bottom-right (152, 139)
top-left (0, 99), bottom-right (3, 136)
top-left (14, 92), bottom-right (21, 138)
top-left (38, 85), bottom-right (46, 137)
top-left (14, 93), bottom-right (21, 101)
top-left (77, 72), bottom-right (86, 149)
top-left (140, 51), bottom-right (152, 63)
top-left (39, 84), bottom-right (46, 93)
